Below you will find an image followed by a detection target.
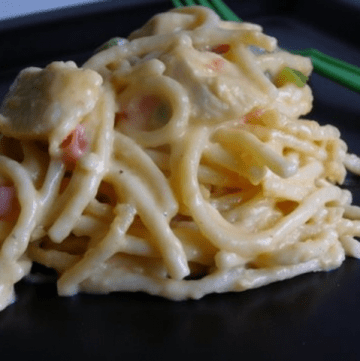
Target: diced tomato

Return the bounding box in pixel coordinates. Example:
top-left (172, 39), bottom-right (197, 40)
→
top-left (206, 58), bottom-right (225, 72)
top-left (243, 108), bottom-right (265, 123)
top-left (116, 95), bottom-right (163, 131)
top-left (211, 44), bottom-right (230, 55)
top-left (237, 108), bottom-right (265, 127)
top-left (61, 124), bottom-right (89, 168)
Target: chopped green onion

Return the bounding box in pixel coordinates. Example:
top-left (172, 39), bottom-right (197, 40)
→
top-left (95, 37), bottom-right (128, 53)
top-left (274, 67), bottom-right (308, 88)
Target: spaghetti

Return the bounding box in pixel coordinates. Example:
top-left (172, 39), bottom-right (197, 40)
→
top-left (0, 6), bottom-right (360, 310)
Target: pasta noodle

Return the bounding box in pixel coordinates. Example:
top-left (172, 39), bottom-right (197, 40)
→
top-left (0, 6), bottom-right (360, 310)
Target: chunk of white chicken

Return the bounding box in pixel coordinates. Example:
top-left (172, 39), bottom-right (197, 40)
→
top-left (0, 61), bottom-right (102, 156)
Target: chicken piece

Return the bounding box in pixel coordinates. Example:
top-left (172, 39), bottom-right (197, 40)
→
top-left (0, 61), bottom-right (102, 148)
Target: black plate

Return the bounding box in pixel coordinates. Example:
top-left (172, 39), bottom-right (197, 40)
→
top-left (1, 1), bottom-right (360, 359)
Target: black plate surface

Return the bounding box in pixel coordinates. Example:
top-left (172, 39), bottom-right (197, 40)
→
top-left (1, 1), bottom-right (360, 360)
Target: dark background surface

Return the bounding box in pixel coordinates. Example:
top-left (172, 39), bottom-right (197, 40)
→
top-left (1, 1), bottom-right (360, 359)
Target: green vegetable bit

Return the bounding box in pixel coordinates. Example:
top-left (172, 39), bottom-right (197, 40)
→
top-left (274, 67), bottom-right (308, 88)
top-left (95, 37), bottom-right (128, 53)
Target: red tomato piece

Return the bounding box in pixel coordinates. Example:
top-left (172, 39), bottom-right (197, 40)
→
top-left (242, 108), bottom-right (265, 123)
top-left (61, 124), bottom-right (89, 168)
top-left (118, 95), bottom-right (162, 131)
top-left (206, 58), bottom-right (225, 72)
top-left (237, 108), bottom-right (265, 128)
top-left (211, 44), bottom-right (230, 54)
